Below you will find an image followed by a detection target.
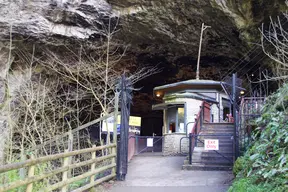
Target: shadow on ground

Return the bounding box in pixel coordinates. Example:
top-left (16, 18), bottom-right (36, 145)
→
top-left (97, 156), bottom-right (233, 192)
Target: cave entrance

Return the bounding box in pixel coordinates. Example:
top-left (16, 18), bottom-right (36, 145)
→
top-left (141, 112), bottom-right (163, 137)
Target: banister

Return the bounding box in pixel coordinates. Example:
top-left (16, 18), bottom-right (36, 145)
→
top-left (0, 143), bottom-right (116, 173)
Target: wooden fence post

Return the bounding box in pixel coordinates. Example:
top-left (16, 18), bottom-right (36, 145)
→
top-left (61, 150), bottom-right (69, 192)
top-left (90, 145), bottom-right (96, 184)
top-left (26, 154), bottom-right (35, 192)
top-left (68, 130), bottom-right (73, 178)
top-left (112, 93), bottom-right (119, 175)
top-left (19, 149), bottom-right (27, 181)
top-left (89, 145), bottom-right (97, 192)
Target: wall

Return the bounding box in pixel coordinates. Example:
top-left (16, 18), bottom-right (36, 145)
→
top-left (163, 133), bottom-right (188, 156)
top-left (128, 133), bottom-right (136, 162)
top-left (203, 102), bottom-right (211, 123)
top-left (211, 104), bottom-right (220, 123)
top-left (185, 99), bottom-right (203, 133)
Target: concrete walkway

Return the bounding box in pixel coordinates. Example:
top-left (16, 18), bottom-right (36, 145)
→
top-left (106, 156), bottom-right (233, 192)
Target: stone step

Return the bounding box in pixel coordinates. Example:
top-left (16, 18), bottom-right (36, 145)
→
top-left (184, 159), bottom-right (233, 166)
top-left (182, 164), bottom-right (233, 171)
top-left (185, 153), bottom-right (234, 161)
top-left (196, 139), bottom-right (233, 143)
top-left (196, 136), bottom-right (234, 140)
top-left (196, 137), bottom-right (233, 141)
top-left (201, 152), bottom-right (235, 157)
top-left (196, 143), bottom-right (233, 148)
top-left (202, 124), bottom-right (234, 127)
top-left (201, 128), bottom-right (234, 132)
top-left (185, 154), bottom-right (234, 161)
top-left (186, 148), bottom-right (234, 158)
top-left (191, 146), bottom-right (233, 152)
top-left (201, 156), bottom-right (233, 162)
top-left (202, 125), bottom-right (234, 129)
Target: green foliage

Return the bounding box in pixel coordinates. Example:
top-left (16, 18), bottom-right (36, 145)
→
top-left (229, 176), bottom-right (286, 192)
top-left (0, 162), bottom-right (49, 192)
top-left (69, 178), bottom-right (88, 190)
top-left (233, 156), bottom-right (246, 176)
top-left (229, 84), bottom-right (288, 192)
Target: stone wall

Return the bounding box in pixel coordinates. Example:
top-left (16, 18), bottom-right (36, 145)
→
top-left (163, 133), bottom-right (188, 156)
top-left (211, 104), bottom-right (220, 123)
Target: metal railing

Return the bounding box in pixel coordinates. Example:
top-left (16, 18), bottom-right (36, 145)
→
top-left (188, 133), bottom-right (234, 165)
top-left (128, 135), bottom-right (163, 156)
top-left (239, 97), bottom-right (266, 154)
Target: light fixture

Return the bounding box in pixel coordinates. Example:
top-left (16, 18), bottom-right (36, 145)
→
top-left (240, 90), bottom-right (245, 95)
top-left (251, 74), bottom-right (254, 77)
top-left (156, 93), bottom-right (161, 97)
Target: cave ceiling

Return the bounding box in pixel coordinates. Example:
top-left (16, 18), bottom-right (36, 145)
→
top-left (0, 0), bottom-right (287, 116)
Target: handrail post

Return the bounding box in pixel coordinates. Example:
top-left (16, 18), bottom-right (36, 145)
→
top-left (90, 145), bottom-right (96, 184)
top-left (189, 133), bottom-right (192, 165)
top-left (26, 154), bottom-right (35, 192)
top-left (200, 106), bottom-right (203, 131)
top-left (61, 150), bottom-right (69, 192)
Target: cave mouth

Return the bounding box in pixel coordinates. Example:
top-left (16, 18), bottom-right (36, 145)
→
top-left (130, 50), bottom-right (278, 137)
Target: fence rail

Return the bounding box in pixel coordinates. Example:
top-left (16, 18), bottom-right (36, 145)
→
top-left (0, 144), bottom-right (116, 192)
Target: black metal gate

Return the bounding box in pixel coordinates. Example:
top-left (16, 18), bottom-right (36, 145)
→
top-left (130, 136), bottom-right (163, 155)
top-left (188, 133), bottom-right (234, 166)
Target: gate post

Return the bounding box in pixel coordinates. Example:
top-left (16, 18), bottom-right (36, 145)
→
top-left (232, 73), bottom-right (240, 159)
top-left (116, 74), bottom-right (132, 181)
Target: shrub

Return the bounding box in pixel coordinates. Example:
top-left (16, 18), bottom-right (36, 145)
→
top-left (229, 83), bottom-right (288, 192)
top-left (233, 156), bottom-right (246, 176)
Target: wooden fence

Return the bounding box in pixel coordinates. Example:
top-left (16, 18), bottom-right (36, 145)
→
top-left (0, 144), bottom-right (116, 192)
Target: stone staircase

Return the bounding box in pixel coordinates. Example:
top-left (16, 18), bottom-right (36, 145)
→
top-left (182, 123), bottom-right (235, 171)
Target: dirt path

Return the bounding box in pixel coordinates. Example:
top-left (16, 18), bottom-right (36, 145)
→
top-left (97, 156), bottom-right (233, 192)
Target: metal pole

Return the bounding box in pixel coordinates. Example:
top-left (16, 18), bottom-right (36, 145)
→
top-left (196, 23), bottom-right (210, 80)
top-left (232, 73), bottom-right (239, 159)
top-left (189, 133), bottom-right (192, 164)
top-left (259, 67), bottom-right (262, 97)
top-left (113, 92), bottom-right (119, 143)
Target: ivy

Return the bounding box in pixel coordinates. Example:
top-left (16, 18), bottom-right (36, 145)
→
top-left (229, 83), bottom-right (288, 192)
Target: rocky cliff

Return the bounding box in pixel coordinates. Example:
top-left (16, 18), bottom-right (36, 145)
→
top-left (0, 0), bottom-right (286, 163)
top-left (1, 0), bottom-right (286, 57)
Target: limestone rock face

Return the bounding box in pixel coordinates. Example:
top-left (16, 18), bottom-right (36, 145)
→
top-left (108, 0), bottom-right (286, 59)
top-left (0, 0), bottom-right (285, 59)
top-left (0, 0), bottom-right (113, 41)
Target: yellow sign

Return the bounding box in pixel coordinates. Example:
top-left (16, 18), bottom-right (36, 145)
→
top-left (129, 116), bottom-right (142, 127)
top-left (116, 115), bottom-right (141, 127)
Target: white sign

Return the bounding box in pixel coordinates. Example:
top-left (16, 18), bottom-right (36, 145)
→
top-left (204, 139), bottom-right (219, 150)
top-left (147, 138), bottom-right (153, 147)
top-left (102, 116), bottom-right (115, 133)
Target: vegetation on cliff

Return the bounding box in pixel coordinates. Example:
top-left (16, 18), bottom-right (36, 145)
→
top-left (229, 83), bottom-right (288, 192)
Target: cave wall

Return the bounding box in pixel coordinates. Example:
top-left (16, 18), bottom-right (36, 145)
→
top-left (0, 0), bottom-right (286, 147)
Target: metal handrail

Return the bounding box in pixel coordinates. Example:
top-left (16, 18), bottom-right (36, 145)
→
top-left (187, 102), bottom-right (206, 163)
top-left (179, 136), bottom-right (189, 155)
top-left (190, 133), bottom-right (234, 163)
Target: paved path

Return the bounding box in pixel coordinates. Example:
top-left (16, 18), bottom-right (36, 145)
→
top-left (104, 155), bottom-right (233, 192)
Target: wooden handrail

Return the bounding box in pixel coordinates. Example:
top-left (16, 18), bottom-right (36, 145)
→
top-left (46, 163), bottom-right (116, 191)
top-left (0, 113), bottom-right (119, 192)
top-left (0, 144), bottom-right (116, 173)
top-left (191, 101), bottom-right (205, 134)
top-left (71, 174), bottom-right (116, 192)
top-left (0, 149), bottom-right (116, 192)
top-left (33, 112), bottom-right (117, 150)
